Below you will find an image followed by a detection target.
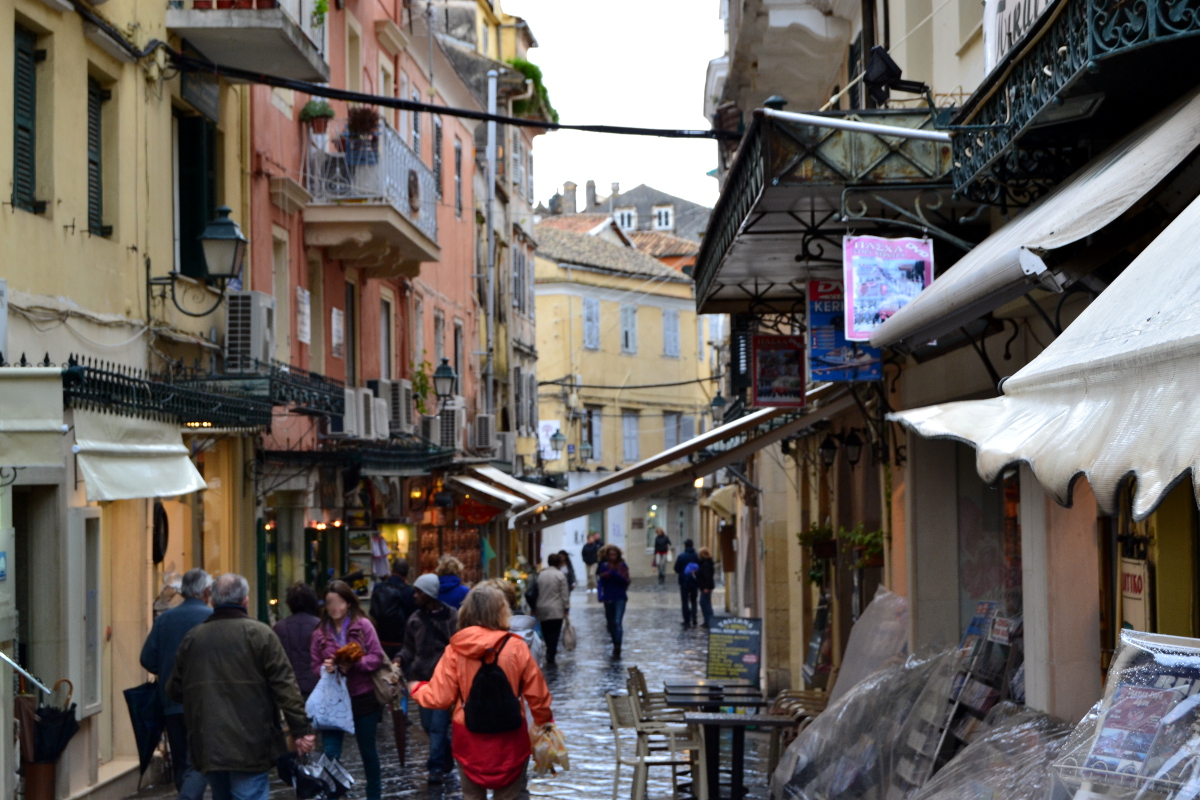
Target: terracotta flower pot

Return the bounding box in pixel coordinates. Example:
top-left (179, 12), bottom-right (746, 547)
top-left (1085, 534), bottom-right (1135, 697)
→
top-left (215, 0), bottom-right (234, 8)
top-left (309, 117), bottom-right (330, 134)
top-left (192, 0), bottom-right (213, 7)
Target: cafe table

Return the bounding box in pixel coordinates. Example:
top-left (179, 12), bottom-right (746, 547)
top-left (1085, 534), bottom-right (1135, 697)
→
top-left (664, 678), bottom-right (754, 690)
top-left (664, 684), bottom-right (762, 696)
top-left (683, 712), bottom-right (798, 800)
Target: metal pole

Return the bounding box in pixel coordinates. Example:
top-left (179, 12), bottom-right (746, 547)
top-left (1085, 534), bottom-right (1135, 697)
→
top-left (0, 651), bottom-right (50, 695)
top-left (759, 108), bottom-right (952, 142)
top-left (485, 69), bottom-right (498, 416)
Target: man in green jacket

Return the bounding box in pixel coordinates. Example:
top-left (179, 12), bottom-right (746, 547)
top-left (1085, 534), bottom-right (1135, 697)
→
top-left (167, 573), bottom-right (314, 800)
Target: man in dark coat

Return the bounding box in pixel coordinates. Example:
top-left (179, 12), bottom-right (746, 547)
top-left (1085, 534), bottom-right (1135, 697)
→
top-left (168, 573), bottom-right (314, 800)
top-left (398, 573), bottom-right (458, 784)
top-left (140, 568), bottom-right (212, 800)
top-left (674, 539), bottom-right (700, 627)
top-left (370, 557), bottom-right (416, 658)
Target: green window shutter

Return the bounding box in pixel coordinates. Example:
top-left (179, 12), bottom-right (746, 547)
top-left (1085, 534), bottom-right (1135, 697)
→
top-left (13, 25), bottom-right (39, 213)
top-left (87, 77), bottom-right (108, 236)
top-left (176, 115), bottom-right (217, 279)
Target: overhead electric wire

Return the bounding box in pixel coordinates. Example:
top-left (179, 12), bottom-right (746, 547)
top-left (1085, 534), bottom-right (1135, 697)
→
top-left (540, 373), bottom-right (725, 390)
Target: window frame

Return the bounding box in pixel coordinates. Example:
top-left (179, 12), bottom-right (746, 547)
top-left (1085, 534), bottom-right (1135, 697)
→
top-left (662, 308), bottom-right (680, 357)
top-left (583, 297), bottom-right (600, 350)
top-left (620, 304), bottom-right (638, 354)
top-left (622, 410), bottom-right (640, 463)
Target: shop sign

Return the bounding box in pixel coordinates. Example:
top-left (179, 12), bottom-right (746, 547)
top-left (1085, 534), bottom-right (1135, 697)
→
top-left (983, 0), bottom-right (1054, 74)
top-left (749, 335), bottom-right (805, 408)
top-left (808, 280), bottom-right (883, 382)
top-left (843, 236), bottom-right (934, 342)
top-left (1121, 557), bottom-right (1150, 630)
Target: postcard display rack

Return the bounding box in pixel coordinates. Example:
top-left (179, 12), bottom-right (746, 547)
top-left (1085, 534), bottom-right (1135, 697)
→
top-left (418, 523), bottom-right (483, 583)
top-left (888, 601), bottom-right (1025, 799)
top-left (1051, 631), bottom-right (1200, 800)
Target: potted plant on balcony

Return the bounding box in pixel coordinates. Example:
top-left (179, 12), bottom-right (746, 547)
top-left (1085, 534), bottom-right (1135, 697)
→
top-left (797, 521), bottom-right (838, 561)
top-left (343, 105), bottom-right (381, 167)
top-left (300, 100), bottom-right (335, 134)
top-left (838, 523), bottom-right (885, 569)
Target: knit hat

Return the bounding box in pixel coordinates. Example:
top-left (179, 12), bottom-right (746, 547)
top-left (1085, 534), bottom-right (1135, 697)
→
top-left (413, 573), bottom-right (440, 599)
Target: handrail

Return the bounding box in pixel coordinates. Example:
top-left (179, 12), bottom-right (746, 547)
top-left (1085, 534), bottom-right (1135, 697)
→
top-left (0, 651), bottom-right (51, 695)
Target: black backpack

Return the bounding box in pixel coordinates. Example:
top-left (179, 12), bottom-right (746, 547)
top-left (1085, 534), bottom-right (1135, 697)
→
top-left (463, 635), bottom-right (524, 734)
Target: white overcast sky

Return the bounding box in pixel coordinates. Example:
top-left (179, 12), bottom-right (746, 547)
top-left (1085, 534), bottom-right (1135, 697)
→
top-left (503, 0), bottom-right (726, 211)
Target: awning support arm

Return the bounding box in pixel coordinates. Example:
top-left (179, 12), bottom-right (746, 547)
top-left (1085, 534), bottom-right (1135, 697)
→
top-left (0, 651), bottom-right (50, 695)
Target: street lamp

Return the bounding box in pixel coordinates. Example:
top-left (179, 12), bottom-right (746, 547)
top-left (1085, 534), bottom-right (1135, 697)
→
top-left (550, 429), bottom-right (566, 457)
top-left (432, 358), bottom-right (457, 403)
top-left (579, 438), bottom-right (593, 461)
top-left (844, 430), bottom-right (865, 468)
top-left (710, 392), bottom-right (727, 423)
top-left (819, 435), bottom-right (839, 469)
top-left (148, 206), bottom-right (249, 317)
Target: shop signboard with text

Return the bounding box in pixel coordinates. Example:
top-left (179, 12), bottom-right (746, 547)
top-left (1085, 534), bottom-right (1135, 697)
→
top-left (843, 236), bottom-right (934, 342)
top-left (809, 279), bottom-right (883, 382)
top-left (750, 335), bottom-right (805, 408)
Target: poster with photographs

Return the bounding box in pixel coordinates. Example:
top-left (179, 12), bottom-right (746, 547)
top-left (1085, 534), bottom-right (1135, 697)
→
top-left (808, 279), bottom-right (883, 382)
top-left (750, 335), bottom-right (805, 408)
top-left (843, 236), bottom-right (934, 342)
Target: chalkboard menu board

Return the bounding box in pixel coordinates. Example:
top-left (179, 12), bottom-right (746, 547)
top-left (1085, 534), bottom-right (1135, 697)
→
top-left (707, 617), bottom-right (762, 686)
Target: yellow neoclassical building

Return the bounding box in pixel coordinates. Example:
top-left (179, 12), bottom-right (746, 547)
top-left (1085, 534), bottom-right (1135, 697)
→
top-left (534, 216), bottom-right (720, 577)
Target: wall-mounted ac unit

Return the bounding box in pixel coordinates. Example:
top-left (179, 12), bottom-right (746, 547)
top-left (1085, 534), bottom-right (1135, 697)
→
top-left (420, 415), bottom-right (440, 444)
top-left (372, 397), bottom-right (389, 440)
top-left (330, 387), bottom-right (359, 436)
top-left (474, 414), bottom-right (495, 450)
top-left (394, 379), bottom-right (414, 432)
top-left (355, 388), bottom-right (376, 439)
top-left (225, 290), bottom-right (275, 373)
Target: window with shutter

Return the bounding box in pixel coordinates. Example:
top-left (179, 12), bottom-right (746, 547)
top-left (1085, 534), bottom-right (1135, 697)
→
top-left (527, 152), bottom-right (534, 200)
top-left (176, 114), bottom-right (217, 279)
top-left (621, 305), bottom-right (637, 354)
top-left (13, 25), bottom-right (42, 214)
top-left (527, 373), bottom-right (537, 431)
top-left (663, 412), bottom-right (680, 451)
top-left (681, 415), bottom-right (695, 443)
top-left (512, 249), bottom-right (523, 311)
top-left (87, 77), bottom-right (111, 236)
top-left (527, 250), bottom-right (535, 315)
top-left (433, 116), bottom-right (443, 198)
top-left (583, 298), bottom-right (600, 350)
top-left (622, 411), bottom-right (639, 462)
top-left (454, 138), bottom-right (463, 217)
top-left (698, 317), bottom-right (706, 360)
top-left (663, 309), bottom-right (680, 357)
top-left (514, 367), bottom-right (523, 432)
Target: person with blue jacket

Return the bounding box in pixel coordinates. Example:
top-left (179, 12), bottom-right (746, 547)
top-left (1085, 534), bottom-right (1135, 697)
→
top-left (674, 540), bottom-right (700, 627)
top-left (140, 568), bottom-right (213, 800)
top-left (436, 555), bottom-right (470, 609)
top-left (597, 545), bottom-right (631, 658)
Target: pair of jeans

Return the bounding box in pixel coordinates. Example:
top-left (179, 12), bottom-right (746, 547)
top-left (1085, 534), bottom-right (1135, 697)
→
top-left (322, 708), bottom-right (382, 800)
top-left (207, 771), bottom-right (269, 800)
top-left (418, 706), bottom-right (453, 774)
top-left (680, 585), bottom-right (699, 625)
top-left (164, 714), bottom-right (208, 800)
top-left (541, 618), bottom-right (564, 664)
top-left (604, 599), bottom-right (626, 648)
top-left (656, 556), bottom-right (668, 582)
top-left (699, 590), bottom-right (714, 627)
top-left (459, 765), bottom-right (529, 800)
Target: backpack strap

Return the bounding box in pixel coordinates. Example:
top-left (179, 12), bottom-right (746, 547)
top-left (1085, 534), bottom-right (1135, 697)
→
top-left (482, 633), bottom-right (513, 665)
top-left (421, 610), bottom-right (451, 647)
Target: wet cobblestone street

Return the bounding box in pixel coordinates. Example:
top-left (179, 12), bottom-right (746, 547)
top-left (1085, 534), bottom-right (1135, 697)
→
top-left (130, 581), bottom-right (772, 800)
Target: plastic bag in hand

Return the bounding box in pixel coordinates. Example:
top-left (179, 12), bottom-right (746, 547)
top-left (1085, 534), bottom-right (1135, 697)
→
top-left (530, 723), bottom-right (569, 776)
top-left (305, 671), bottom-right (355, 733)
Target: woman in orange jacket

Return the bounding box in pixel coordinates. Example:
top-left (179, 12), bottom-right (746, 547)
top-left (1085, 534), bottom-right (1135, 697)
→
top-left (409, 584), bottom-right (553, 799)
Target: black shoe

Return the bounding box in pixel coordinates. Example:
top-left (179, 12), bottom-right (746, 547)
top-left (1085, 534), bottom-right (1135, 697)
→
top-left (613, 644), bottom-right (621, 658)
top-left (428, 771), bottom-right (444, 785)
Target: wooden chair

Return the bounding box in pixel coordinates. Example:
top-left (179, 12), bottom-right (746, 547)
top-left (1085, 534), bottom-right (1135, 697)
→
top-left (606, 692), bottom-right (692, 800)
top-left (628, 683), bottom-right (708, 799)
top-left (627, 667), bottom-right (684, 721)
top-left (766, 689), bottom-right (828, 776)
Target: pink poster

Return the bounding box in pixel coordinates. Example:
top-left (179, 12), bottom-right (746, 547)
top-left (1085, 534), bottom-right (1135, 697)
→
top-left (842, 236), bottom-right (934, 341)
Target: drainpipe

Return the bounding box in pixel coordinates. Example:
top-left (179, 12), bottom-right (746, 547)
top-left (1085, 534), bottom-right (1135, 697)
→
top-left (485, 70), bottom-right (497, 416)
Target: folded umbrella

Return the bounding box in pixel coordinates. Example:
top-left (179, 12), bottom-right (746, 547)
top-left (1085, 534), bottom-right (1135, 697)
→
top-left (122, 681), bottom-right (164, 774)
top-left (33, 680), bottom-right (79, 764)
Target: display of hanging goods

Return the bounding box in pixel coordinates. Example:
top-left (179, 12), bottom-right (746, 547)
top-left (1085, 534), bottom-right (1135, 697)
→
top-left (122, 681), bottom-right (164, 774)
top-left (530, 723), bottom-right (570, 776)
top-left (33, 680), bottom-right (79, 763)
top-left (305, 671), bottom-right (355, 733)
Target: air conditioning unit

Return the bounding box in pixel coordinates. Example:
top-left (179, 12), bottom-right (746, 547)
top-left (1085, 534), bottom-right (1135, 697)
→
top-left (372, 397), bottom-right (389, 440)
top-left (330, 387), bottom-right (359, 436)
top-left (224, 290), bottom-right (275, 373)
top-left (439, 408), bottom-right (463, 451)
top-left (495, 431), bottom-right (516, 463)
top-left (474, 414), bottom-right (495, 450)
top-left (356, 388), bottom-right (376, 439)
top-left (392, 379), bottom-right (414, 432)
top-left (420, 415), bottom-right (440, 444)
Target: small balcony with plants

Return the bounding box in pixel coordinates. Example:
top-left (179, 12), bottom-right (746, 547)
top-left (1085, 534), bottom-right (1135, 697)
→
top-left (302, 105), bottom-right (441, 278)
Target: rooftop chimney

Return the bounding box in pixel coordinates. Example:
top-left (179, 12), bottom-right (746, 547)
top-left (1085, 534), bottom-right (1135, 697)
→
top-left (585, 180), bottom-right (597, 211)
top-left (562, 181), bottom-right (577, 215)
top-left (610, 182), bottom-right (619, 213)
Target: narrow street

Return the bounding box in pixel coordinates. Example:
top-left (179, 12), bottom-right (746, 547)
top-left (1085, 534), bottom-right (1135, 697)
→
top-left (129, 581), bottom-right (770, 800)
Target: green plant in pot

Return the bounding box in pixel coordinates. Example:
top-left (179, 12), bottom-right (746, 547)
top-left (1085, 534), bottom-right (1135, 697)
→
top-left (798, 522), bottom-right (838, 560)
top-left (838, 523), bottom-right (885, 569)
top-left (299, 100), bottom-right (335, 134)
top-left (344, 105), bottom-right (381, 167)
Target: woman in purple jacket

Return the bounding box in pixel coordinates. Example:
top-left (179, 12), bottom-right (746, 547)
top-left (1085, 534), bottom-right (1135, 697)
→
top-left (596, 545), bottom-right (631, 658)
top-left (311, 581), bottom-right (387, 800)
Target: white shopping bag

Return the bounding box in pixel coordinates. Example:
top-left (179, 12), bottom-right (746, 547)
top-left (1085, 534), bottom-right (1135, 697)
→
top-left (305, 671), bottom-right (355, 733)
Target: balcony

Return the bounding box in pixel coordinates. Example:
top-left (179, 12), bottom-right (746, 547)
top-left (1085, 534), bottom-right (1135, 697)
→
top-left (303, 120), bottom-right (440, 278)
top-left (169, 359), bottom-right (345, 416)
top-left (167, 0), bottom-right (329, 83)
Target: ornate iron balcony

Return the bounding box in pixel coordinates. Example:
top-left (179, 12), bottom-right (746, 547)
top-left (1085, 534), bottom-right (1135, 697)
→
top-left (170, 359), bottom-right (346, 416)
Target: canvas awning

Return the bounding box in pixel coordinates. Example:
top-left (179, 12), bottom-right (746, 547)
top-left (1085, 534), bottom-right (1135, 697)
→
top-left (73, 410), bottom-right (207, 502)
top-left (466, 465), bottom-right (565, 505)
top-left (445, 475), bottom-right (528, 510)
top-left (702, 484), bottom-right (739, 522)
top-left (0, 368), bottom-right (65, 467)
top-left (890, 188), bottom-right (1200, 520)
top-left (871, 85), bottom-right (1200, 350)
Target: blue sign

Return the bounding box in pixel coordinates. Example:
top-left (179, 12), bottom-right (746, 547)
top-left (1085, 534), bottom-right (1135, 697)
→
top-left (0, 551), bottom-right (8, 581)
top-left (809, 279), bottom-right (883, 382)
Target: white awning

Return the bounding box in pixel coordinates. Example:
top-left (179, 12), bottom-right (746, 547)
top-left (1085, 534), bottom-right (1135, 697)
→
top-left (871, 85), bottom-right (1200, 350)
top-left (890, 189), bottom-right (1200, 520)
top-left (74, 410), bottom-right (207, 502)
top-left (445, 475), bottom-right (528, 510)
top-left (466, 466), bottom-right (565, 504)
top-left (0, 368), bottom-right (65, 467)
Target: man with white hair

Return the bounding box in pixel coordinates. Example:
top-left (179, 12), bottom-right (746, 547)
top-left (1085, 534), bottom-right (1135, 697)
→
top-left (141, 568), bottom-right (212, 800)
top-left (168, 573), bottom-right (314, 800)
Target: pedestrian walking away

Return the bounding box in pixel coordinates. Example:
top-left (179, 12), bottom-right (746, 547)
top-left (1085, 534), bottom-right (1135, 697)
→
top-left (399, 572), bottom-right (459, 784)
top-left (273, 583), bottom-right (321, 698)
top-left (581, 532), bottom-right (602, 596)
top-left (697, 547), bottom-right (717, 628)
top-left (370, 557), bottom-right (417, 659)
top-left (535, 553), bottom-right (571, 666)
top-left (596, 544), bottom-right (631, 658)
top-left (482, 578), bottom-right (545, 666)
top-left (409, 585), bottom-right (554, 800)
top-left (140, 567), bottom-right (213, 800)
top-left (311, 581), bottom-right (387, 800)
top-left (653, 529), bottom-right (671, 583)
top-left (556, 549), bottom-right (578, 592)
top-left (675, 539), bottom-right (700, 626)
top-left (437, 555), bottom-right (471, 609)
top-left (166, 574), bottom-right (314, 800)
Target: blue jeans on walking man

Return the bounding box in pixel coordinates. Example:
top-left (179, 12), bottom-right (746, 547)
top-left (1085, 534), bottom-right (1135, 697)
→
top-left (207, 771), bottom-right (269, 800)
top-left (680, 586), bottom-right (699, 625)
top-left (322, 708), bottom-right (382, 800)
top-left (419, 706), bottom-right (453, 776)
top-left (699, 590), bottom-right (714, 627)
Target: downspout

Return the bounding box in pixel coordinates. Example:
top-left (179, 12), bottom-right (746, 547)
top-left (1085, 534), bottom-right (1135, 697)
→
top-left (485, 70), bottom-right (497, 416)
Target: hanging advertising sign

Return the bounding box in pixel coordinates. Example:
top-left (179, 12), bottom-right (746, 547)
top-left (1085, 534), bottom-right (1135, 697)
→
top-left (983, 0), bottom-right (1055, 73)
top-left (1120, 557), bottom-right (1150, 631)
top-left (808, 279), bottom-right (883, 382)
top-left (749, 335), bottom-right (805, 408)
top-left (843, 236), bottom-right (934, 342)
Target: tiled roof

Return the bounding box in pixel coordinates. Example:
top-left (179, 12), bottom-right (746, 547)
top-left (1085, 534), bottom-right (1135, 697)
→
top-left (629, 231), bottom-right (700, 257)
top-left (536, 213), bottom-right (613, 233)
top-left (534, 226), bottom-right (690, 282)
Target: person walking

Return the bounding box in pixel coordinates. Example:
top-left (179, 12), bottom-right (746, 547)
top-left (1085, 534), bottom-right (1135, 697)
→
top-left (674, 539), bottom-right (700, 627)
top-left (535, 553), bottom-right (570, 667)
top-left (697, 548), bottom-right (717, 628)
top-left (272, 583), bottom-right (321, 698)
top-left (166, 574), bottom-right (314, 800)
top-left (653, 528), bottom-right (671, 584)
top-left (399, 573), bottom-right (459, 785)
top-left (581, 533), bottom-right (602, 596)
top-left (596, 545), bottom-right (631, 658)
top-left (409, 585), bottom-right (553, 800)
top-left (370, 557), bottom-right (416, 658)
top-left (482, 578), bottom-right (544, 666)
top-left (437, 555), bottom-right (471, 609)
top-left (557, 549), bottom-right (577, 592)
top-left (311, 581), bottom-right (387, 800)
top-left (140, 568), bottom-right (213, 800)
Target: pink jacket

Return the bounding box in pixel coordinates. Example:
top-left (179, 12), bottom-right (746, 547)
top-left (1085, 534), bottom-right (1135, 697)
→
top-left (310, 616), bottom-right (386, 698)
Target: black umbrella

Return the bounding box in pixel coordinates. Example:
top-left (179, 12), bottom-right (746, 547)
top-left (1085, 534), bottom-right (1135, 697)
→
top-left (123, 682), bottom-right (164, 774)
top-left (33, 680), bottom-right (79, 763)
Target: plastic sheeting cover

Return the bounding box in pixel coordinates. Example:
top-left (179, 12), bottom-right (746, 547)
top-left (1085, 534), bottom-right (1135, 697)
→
top-left (828, 585), bottom-right (909, 704)
top-left (890, 183), bottom-right (1200, 520)
top-left (74, 410), bottom-right (206, 502)
top-left (0, 367), bottom-right (64, 467)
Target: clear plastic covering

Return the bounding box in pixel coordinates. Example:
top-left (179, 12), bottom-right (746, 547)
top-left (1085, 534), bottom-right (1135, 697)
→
top-left (1051, 630), bottom-right (1200, 800)
top-left (828, 586), bottom-right (910, 705)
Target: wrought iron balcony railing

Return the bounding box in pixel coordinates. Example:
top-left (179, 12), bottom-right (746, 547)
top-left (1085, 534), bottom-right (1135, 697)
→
top-left (261, 432), bottom-right (456, 474)
top-left (305, 119), bottom-right (439, 245)
top-left (170, 358), bottom-right (345, 416)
